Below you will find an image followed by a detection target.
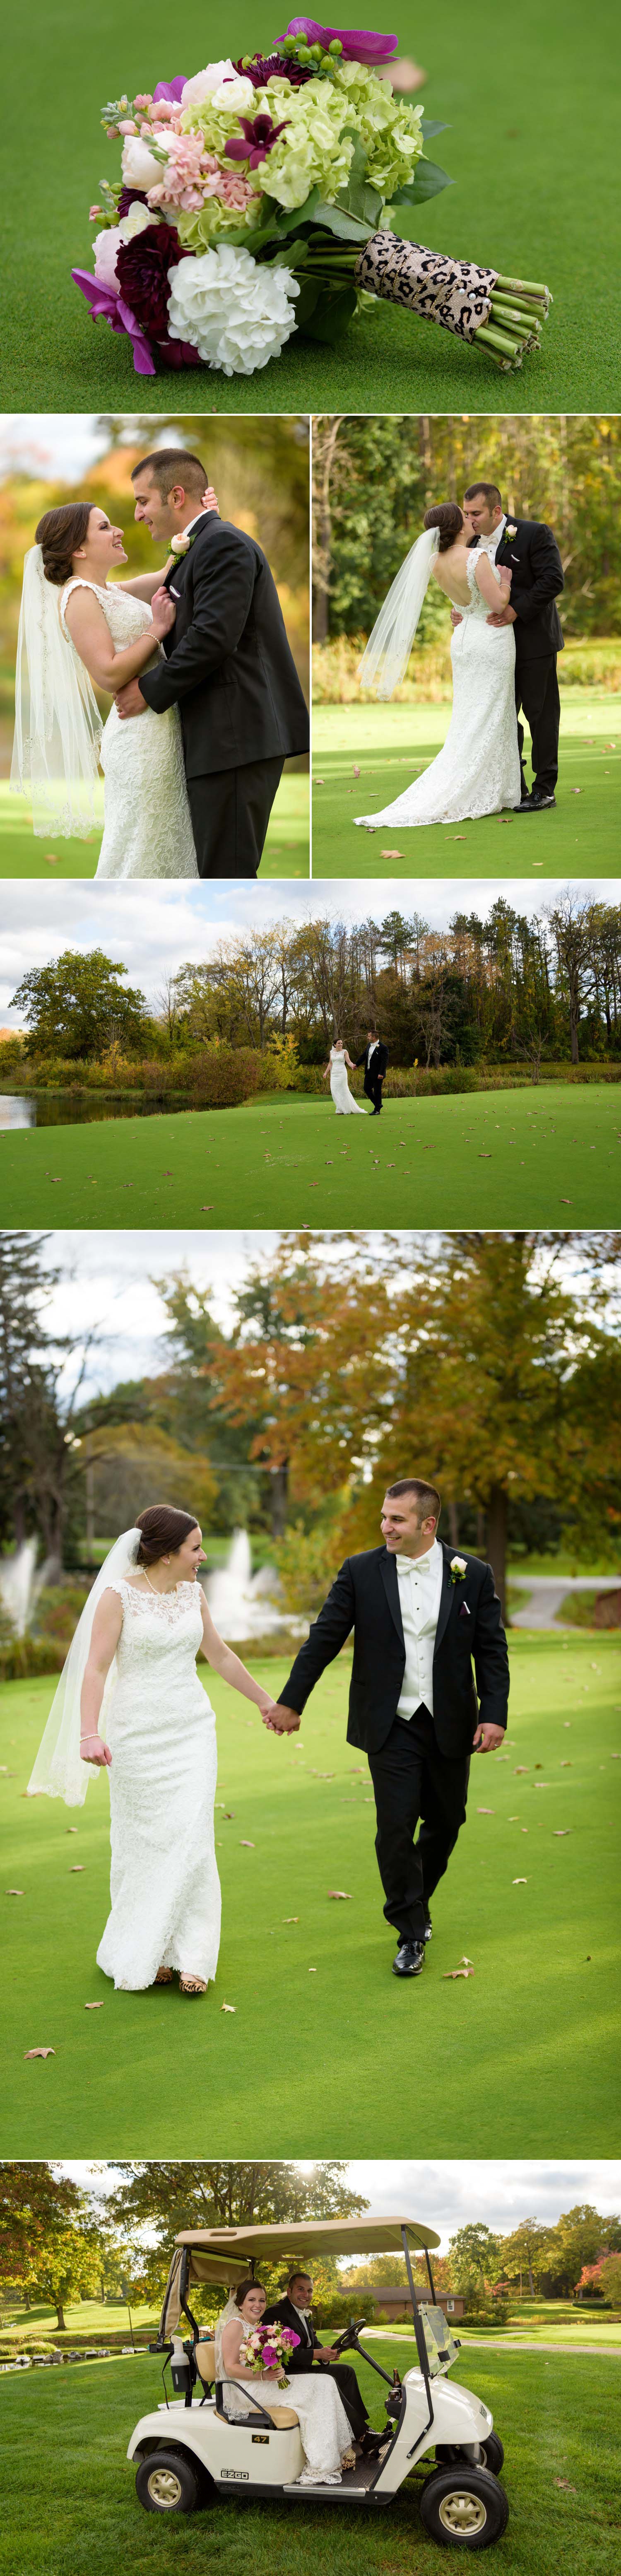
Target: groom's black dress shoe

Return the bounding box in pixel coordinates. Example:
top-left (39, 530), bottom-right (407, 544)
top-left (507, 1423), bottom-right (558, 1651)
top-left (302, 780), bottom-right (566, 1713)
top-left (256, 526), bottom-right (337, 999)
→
top-left (423, 1911), bottom-right (433, 1942)
top-left (515, 790), bottom-right (556, 810)
top-left (392, 1938), bottom-right (425, 1977)
top-left (360, 2429), bottom-right (388, 2457)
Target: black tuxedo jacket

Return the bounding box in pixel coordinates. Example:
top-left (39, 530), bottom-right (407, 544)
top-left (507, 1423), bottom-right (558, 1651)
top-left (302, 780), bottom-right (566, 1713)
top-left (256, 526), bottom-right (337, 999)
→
top-left (470, 519), bottom-right (564, 662)
top-left (262, 2298), bottom-right (317, 2372)
top-left (139, 514), bottom-right (309, 777)
top-left (279, 1542), bottom-right (509, 1758)
top-left (356, 1040), bottom-right (388, 1081)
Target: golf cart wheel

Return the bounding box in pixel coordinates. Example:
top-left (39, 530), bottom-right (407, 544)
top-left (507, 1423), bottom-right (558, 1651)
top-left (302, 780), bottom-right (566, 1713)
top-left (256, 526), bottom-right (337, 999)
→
top-left (419, 2465), bottom-right (509, 2547)
top-left (479, 2434), bottom-right (504, 2478)
top-left (135, 2448), bottom-right (202, 2513)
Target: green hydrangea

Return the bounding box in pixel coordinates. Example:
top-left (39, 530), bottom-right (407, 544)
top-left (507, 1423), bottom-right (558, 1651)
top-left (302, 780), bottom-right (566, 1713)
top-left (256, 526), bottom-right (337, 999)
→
top-left (176, 192), bottom-right (265, 250)
top-left (181, 67), bottom-right (423, 216)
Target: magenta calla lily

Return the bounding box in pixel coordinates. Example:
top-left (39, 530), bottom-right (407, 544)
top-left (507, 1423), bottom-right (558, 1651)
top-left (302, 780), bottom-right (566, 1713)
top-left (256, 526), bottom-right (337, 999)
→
top-left (225, 111), bottom-right (290, 166)
top-left (71, 269), bottom-right (156, 374)
top-left (152, 77), bottom-right (188, 103)
top-left (281, 20), bottom-right (398, 58)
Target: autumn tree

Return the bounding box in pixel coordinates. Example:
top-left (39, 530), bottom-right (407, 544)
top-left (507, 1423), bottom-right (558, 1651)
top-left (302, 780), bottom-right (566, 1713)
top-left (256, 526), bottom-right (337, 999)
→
top-left (10, 950), bottom-right (152, 1063)
top-left (104, 2162), bottom-right (368, 2303)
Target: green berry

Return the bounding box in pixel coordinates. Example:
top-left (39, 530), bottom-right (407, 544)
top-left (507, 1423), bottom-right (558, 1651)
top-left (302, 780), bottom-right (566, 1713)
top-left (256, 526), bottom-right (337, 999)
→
top-left (328, 37), bottom-right (343, 53)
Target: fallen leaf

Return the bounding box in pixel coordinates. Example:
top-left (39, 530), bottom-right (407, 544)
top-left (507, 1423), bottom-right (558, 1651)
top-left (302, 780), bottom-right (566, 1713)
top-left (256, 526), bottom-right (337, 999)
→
top-left (67, 1827), bottom-right (78, 1834)
top-left (327, 1889), bottom-right (352, 1900)
top-left (84, 2001), bottom-right (104, 2011)
top-left (70, 1865), bottom-right (85, 1873)
top-left (458, 1956), bottom-right (474, 1966)
top-left (514, 1766), bottom-right (529, 1774)
top-left (477, 1807), bottom-right (494, 1815)
top-left (554, 2480), bottom-right (576, 2491)
top-left (43, 854), bottom-right (59, 865)
top-left (24, 2047), bottom-right (55, 2059)
top-left (553, 1830), bottom-right (570, 1837)
top-left (239, 1839), bottom-right (255, 1848)
top-left (6, 1888), bottom-right (24, 1896)
top-left (380, 848), bottom-right (404, 859)
top-left (513, 1877), bottom-right (527, 1884)
top-left (201, 1205), bottom-right (214, 1212)
top-left (308, 1967), bottom-right (317, 1973)
top-left (353, 764), bottom-right (361, 777)
top-left (221, 2002), bottom-right (236, 2014)
top-left (283, 1916), bottom-right (299, 1923)
top-left (443, 1967), bottom-right (474, 1981)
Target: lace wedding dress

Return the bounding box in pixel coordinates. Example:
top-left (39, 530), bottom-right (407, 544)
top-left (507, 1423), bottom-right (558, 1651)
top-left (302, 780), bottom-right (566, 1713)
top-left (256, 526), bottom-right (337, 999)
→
top-left (59, 578), bottom-right (198, 878)
top-left (95, 1579), bottom-right (220, 1990)
top-left (329, 1047), bottom-right (367, 1115)
top-left (216, 2319), bottom-right (353, 2484)
top-left (355, 551), bottom-right (522, 829)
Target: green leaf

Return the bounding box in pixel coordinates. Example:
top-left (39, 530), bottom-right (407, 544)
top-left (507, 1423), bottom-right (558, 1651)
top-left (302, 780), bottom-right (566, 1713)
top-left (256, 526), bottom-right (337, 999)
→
top-left (312, 200), bottom-right (371, 243)
top-left (332, 129), bottom-right (383, 229)
top-left (289, 275), bottom-right (323, 330)
top-left (298, 285), bottom-right (358, 345)
top-left (390, 159), bottom-right (453, 207)
top-left (419, 117), bottom-right (450, 140)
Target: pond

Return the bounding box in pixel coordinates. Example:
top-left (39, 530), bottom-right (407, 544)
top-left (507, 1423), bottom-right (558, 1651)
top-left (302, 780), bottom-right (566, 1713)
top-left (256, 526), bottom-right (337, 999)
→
top-left (0, 1092), bottom-right (199, 1129)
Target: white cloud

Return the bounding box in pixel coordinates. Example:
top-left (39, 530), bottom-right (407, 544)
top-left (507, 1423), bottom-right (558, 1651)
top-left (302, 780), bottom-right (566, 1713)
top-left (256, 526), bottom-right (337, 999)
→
top-left (56, 2158), bottom-right (621, 2252)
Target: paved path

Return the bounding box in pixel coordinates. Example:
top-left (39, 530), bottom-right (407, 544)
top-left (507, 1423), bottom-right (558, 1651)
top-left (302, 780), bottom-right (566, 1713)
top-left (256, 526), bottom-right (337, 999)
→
top-left (364, 2329), bottom-right (620, 2357)
top-left (510, 1573), bottom-right (620, 1630)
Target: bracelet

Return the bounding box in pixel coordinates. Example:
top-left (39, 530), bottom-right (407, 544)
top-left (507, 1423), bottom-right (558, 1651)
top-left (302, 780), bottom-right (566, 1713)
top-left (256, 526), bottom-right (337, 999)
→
top-left (80, 1732), bottom-right (102, 1743)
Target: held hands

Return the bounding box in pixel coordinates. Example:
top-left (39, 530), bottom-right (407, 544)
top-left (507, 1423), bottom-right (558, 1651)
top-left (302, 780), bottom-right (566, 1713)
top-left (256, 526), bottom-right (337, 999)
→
top-left (262, 1701), bottom-right (301, 1735)
top-left (80, 1733), bottom-right (112, 1768)
top-left (150, 585), bottom-right (177, 639)
top-left (256, 1690), bottom-right (284, 1727)
top-left (472, 1721), bottom-right (506, 1753)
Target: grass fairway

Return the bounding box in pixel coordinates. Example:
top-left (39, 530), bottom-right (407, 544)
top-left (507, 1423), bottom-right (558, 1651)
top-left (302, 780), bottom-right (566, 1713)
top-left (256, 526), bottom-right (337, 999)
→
top-left (1, 1085), bottom-right (619, 1230)
top-left (1, 2), bottom-right (618, 414)
top-left (0, 2345), bottom-right (619, 2576)
top-left (0, 776), bottom-right (310, 881)
top-left (1, 1630), bottom-right (619, 2159)
top-left (311, 699), bottom-right (620, 878)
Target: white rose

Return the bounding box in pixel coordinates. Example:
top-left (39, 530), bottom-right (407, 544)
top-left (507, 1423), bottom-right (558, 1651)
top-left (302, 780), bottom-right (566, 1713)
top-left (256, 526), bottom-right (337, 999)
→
top-left (180, 60), bottom-right (237, 109)
top-left (118, 200), bottom-right (160, 243)
top-left (210, 75), bottom-right (256, 115)
top-left (121, 133), bottom-right (165, 190)
top-left (166, 245), bottom-right (299, 376)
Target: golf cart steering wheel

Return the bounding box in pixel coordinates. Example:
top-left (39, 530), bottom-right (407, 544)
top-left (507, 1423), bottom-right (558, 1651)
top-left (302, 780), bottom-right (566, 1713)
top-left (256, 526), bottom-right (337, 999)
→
top-left (330, 2319), bottom-right (368, 2353)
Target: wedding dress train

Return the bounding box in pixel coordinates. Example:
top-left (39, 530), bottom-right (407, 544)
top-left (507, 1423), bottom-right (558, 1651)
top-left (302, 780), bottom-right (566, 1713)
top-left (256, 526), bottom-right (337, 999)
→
top-left (329, 1046), bottom-right (367, 1115)
top-left (59, 578), bottom-right (198, 878)
top-left (355, 552), bottom-right (521, 829)
top-left (95, 1578), bottom-right (220, 1990)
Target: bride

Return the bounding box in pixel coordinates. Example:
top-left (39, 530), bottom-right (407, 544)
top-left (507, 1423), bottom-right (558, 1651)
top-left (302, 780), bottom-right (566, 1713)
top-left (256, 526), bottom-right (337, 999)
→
top-left (217, 2282), bottom-right (355, 2485)
top-left (355, 501), bottom-right (522, 829)
top-left (10, 486), bottom-right (214, 877)
top-left (323, 1037), bottom-right (367, 1116)
top-left (27, 1505), bottom-right (279, 1996)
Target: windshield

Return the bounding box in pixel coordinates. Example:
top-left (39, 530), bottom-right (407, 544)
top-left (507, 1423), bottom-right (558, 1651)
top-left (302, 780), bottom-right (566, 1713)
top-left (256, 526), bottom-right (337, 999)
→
top-left (418, 2306), bottom-right (461, 2375)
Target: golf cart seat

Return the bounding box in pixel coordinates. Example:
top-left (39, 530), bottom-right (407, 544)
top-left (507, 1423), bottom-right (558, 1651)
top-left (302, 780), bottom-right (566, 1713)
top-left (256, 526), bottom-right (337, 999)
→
top-left (195, 2341), bottom-right (299, 2430)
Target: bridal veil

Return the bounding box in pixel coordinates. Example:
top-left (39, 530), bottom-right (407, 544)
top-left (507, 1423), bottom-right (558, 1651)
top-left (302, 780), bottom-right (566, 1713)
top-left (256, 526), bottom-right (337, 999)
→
top-left (10, 543), bottom-right (103, 838)
top-left (357, 525), bottom-right (440, 699)
top-left (27, 1527), bottom-right (141, 1806)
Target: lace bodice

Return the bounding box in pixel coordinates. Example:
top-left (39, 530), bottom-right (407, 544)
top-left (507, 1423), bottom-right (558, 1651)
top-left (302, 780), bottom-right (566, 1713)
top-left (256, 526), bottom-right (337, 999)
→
top-left (465, 548), bottom-right (503, 619)
top-left (106, 1577), bottom-right (204, 1677)
top-left (59, 576), bottom-right (157, 652)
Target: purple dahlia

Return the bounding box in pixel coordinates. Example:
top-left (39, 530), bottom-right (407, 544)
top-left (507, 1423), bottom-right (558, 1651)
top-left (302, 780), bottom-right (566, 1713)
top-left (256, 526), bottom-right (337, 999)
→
top-left (233, 51), bottom-right (313, 85)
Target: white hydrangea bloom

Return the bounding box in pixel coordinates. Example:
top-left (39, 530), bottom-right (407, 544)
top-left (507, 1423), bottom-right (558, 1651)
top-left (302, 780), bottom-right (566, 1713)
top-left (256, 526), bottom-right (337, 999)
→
top-left (166, 246), bottom-right (299, 375)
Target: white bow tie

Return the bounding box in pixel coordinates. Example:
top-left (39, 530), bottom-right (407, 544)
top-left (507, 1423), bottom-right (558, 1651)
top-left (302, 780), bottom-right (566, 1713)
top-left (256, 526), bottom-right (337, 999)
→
top-left (396, 1553), bottom-right (434, 1577)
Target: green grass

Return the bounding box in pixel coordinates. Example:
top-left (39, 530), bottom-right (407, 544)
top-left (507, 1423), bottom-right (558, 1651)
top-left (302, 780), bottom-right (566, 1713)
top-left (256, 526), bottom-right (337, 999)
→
top-left (1, 1085), bottom-right (619, 1229)
top-left (311, 699), bottom-right (620, 877)
top-left (1, 1629), bottom-right (619, 2158)
top-left (1, 1), bottom-right (619, 413)
top-left (0, 777), bottom-right (309, 880)
top-left (0, 2344), bottom-right (620, 2576)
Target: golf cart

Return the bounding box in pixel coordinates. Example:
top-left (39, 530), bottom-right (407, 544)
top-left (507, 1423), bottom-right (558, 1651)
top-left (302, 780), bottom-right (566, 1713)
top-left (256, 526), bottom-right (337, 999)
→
top-left (128, 2215), bottom-right (508, 2548)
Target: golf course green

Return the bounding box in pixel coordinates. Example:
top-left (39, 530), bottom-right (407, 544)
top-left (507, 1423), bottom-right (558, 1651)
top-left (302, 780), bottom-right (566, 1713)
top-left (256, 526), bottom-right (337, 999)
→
top-left (0, 2342), bottom-right (618, 2576)
top-left (2, 1), bottom-right (617, 414)
top-left (0, 777), bottom-right (310, 881)
top-left (2, 1629), bottom-right (619, 2159)
top-left (312, 699), bottom-right (620, 877)
top-left (1, 1085), bottom-right (619, 1229)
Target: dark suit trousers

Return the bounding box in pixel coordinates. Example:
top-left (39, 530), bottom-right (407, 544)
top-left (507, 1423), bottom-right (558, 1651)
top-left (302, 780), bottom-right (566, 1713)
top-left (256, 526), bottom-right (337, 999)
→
top-left (364, 1069), bottom-right (384, 1114)
top-left (367, 1708), bottom-right (470, 1942)
top-left (187, 756), bottom-right (284, 879)
top-left (515, 655), bottom-right (560, 796)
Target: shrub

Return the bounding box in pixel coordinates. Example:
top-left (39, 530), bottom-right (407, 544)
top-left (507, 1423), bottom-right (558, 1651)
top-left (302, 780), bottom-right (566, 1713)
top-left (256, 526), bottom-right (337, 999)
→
top-left (314, 2295), bottom-right (375, 2328)
top-left (188, 1049), bottom-right (269, 1107)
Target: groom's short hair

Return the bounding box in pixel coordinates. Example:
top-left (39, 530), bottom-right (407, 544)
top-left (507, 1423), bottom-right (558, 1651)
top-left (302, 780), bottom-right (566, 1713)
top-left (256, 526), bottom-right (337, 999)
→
top-left (131, 448), bottom-right (208, 498)
top-left (464, 481), bottom-right (503, 508)
top-left (385, 1477), bottom-right (441, 1521)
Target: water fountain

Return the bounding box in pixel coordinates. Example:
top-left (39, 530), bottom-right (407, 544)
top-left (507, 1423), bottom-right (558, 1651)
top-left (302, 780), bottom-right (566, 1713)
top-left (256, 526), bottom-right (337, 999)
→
top-left (0, 1537), bottom-right (44, 1636)
top-left (203, 1530), bottom-right (303, 1642)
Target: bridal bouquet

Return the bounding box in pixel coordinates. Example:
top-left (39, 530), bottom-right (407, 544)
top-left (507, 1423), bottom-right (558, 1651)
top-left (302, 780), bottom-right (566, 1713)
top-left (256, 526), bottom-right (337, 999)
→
top-left (72, 23), bottom-right (551, 378)
top-left (239, 2321), bottom-right (301, 2383)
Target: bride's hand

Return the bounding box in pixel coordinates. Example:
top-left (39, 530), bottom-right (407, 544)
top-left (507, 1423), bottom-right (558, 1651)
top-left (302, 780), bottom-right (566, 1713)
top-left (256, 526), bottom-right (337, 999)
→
top-left (151, 586), bottom-right (176, 638)
top-left (258, 1693), bottom-right (284, 1728)
top-left (80, 1733), bottom-right (112, 1768)
top-left (498, 565), bottom-right (512, 595)
top-left (201, 485), bottom-right (219, 514)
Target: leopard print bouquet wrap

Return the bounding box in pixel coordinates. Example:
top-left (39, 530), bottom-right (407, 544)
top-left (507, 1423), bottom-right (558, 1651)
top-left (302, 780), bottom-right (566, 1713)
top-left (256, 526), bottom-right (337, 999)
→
top-left (354, 234), bottom-right (498, 342)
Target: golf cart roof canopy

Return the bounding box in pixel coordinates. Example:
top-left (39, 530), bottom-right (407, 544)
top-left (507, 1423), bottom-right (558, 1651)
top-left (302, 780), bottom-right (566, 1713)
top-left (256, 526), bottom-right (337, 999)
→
top-left (159, 2216), bottom-right (441, 2335)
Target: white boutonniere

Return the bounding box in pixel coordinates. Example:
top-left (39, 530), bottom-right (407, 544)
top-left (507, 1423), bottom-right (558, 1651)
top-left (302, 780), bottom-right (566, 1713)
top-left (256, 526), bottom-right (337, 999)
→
top-left (505, 524), bottom-right (518, 542)
top-left (449, 1555), bottom-right (467, 1583)
top-left (170, 531), bottom-right (195, 557)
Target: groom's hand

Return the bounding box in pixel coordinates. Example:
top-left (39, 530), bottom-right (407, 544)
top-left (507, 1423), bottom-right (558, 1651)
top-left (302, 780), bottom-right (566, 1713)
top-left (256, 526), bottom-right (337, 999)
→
top-left (116, 679), bottom-right (147, 719)
top-left (487, 606), bottom-right (517, 627)
top-left (472, 1721), bottom-right (506, 1752)
top-left (450, 607), bottom-right (462, 628)
top-left (263, 1701), bottom-right (301, 1735)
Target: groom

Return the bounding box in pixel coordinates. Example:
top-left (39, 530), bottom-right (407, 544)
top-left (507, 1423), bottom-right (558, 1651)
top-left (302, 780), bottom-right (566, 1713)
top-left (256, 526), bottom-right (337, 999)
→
top-left (115, 449), bottom-right (309, 878)
top-left (459, 480), bottom-right (564, 812)
top-left (268, 1478), bottom-right (509, 1977)
top-left (263, 2272), bottom-right (383, 2455)
top-left (356, 1027), bottom-right (388, 1115)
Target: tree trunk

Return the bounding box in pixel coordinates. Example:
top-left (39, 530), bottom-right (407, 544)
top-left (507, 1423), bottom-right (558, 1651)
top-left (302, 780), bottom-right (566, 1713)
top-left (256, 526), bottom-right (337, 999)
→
top-left (448, 1500), bottom-right (460, 1548)
top-left (486, 1483), bottom-right (508, 1616)
top-left (270, 1460), bottom-right (289, 1539)
top-left (56, 2302), bottom-right (67, 2331)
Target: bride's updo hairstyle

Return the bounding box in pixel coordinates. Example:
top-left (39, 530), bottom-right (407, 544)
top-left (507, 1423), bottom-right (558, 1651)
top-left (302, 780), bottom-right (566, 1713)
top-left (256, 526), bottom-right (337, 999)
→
top-left (36, 503), bottom-right (94, 587)
top-left (423, 502), bottom-right (464, 553)
top-left (135, 1504), bottom-right (199, 1565)
top-left (233, 2280), bottom-right (266, 2309)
